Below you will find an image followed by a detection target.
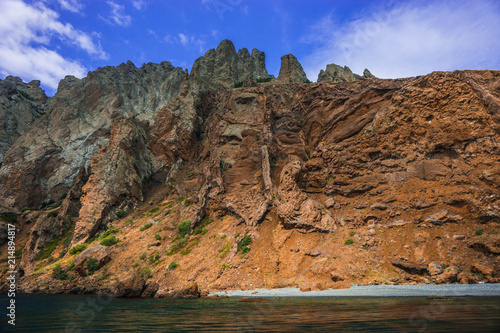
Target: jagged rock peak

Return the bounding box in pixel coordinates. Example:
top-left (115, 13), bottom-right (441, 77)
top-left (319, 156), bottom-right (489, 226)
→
top-left (0, 76), bottom-right (47, 164)
top-left (276, 54), bottom-right (309, 83)
top-left (317, 63), bottom-right (376, 83)
top-left (188, 39), bottom-right (272, 93)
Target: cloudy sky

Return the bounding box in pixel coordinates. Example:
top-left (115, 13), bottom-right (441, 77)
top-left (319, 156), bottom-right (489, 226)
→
top-left (0, 0), bottom-right (499, 95)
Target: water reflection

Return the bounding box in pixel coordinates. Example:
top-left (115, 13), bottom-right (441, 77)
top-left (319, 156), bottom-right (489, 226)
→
top-left (3, 294), bottom-right (500, 332)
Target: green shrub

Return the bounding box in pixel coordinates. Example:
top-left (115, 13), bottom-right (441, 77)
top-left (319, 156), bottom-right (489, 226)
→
top-left (155, 234), bottom-right (162, 241)
top-left (132, 261), bottom-right (139, 268)
top-left (183, 199), bottom-right (190, 207)
top-left (237, 235), bottom-right (252, 256)
top-left (139, 253), bottom-right (147, 260)
top-left (69, 244), bottom-right (87, 255)
top-left (149, 207), bottom-right (160, 214)
top-left (167, 236), bottom-right (189, 255)
top-left (0, 213), bottom-right (18, 223)
top-left (345, 238), bottom-right (354, 245)
top-left (217, 243), bottom-right (231, 258)
top-left (256, 77), bottom-right (273, 83)
top-left (140, 223), bottom-right (153, 231)
top-left (99, 226), bottom-right (119, 240)
top-left (350, 231), bottom-right (355, 237)
top-left (85, 258), bottom-right (99, 275)
top-left (141, 268), bottom-right (152, 280)
top-left (149, 252), bottom-right (160, 264)
top-left (20, 207), bottom-right (31, 212)
top-left (46, 211), bottom-right (58, 218)
top-left (234, 81), bottom-right (244, 88)
top-left (100, 235), bottom-right (119, 247)
top-left (475, 226), bottom-right (484, 236)
top-left (52, 263), bottom-right (68, 280)
top-left (116, 210), bottom-right (128, 219)
top-left (177, 220), bottom-right (191, 238)
top-left (168, 261), bottom-right (177, 270)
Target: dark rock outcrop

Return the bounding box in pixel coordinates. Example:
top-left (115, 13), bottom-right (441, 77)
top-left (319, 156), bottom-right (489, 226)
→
top-left (317, 64), bottom-right (375, 83)
top-left (276, 54), bottom-right (309, 83)
top-left (0, 61), bottom-right (183, 209)
top-left (189, 39), bottom-right (272, 93)
top-left (0, 76), bottom-right (47, 164)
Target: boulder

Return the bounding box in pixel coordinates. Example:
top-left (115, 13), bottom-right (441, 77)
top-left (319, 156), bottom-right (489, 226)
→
top-left (468, 237), bottom-right (500, 255)
top-left (427, 262), bottom-right (443, 276)
top-left (325, 198), bottom-right (335, 209)
top-left (390, 259), bottom-right (428, 275)
top-left (434, 266), bottom-right (459, 284)
top-left (330, 271), bottom-right (345, 282)
top-left (471, 263), bottom-right (493, 279)
top-left (73, 245), bottom-right (111, 277)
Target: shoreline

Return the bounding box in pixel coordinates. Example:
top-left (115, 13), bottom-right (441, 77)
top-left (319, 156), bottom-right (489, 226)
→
top-left (209, 284), bottom-right (500, 298)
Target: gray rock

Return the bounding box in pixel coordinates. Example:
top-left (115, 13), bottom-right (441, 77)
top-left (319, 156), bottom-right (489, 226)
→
top-left (0, 61), bottom-right (184, 209)
top-left (188, 40), bottom-right (272, 94)
top-left (276, 54), bottom-right (309, 83)
top-left (317, 64), bottom-right (376, 83)
top-left (0, 76), bottom-right (47, 164)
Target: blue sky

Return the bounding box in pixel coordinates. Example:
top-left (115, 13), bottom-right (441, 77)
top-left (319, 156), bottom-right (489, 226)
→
top-left (1, 0), bottom-right (499, 95)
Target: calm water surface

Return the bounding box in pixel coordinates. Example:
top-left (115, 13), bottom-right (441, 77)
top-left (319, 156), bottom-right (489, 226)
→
top-left (1, 294), bottom-right (500, 332)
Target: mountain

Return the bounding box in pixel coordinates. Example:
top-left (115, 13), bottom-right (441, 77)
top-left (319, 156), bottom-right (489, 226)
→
top-left (1, 40), bottom-right (499, 297)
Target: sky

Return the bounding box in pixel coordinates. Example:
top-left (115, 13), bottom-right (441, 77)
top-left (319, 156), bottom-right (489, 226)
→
top-left (0, 0), bottom-right (499, 95)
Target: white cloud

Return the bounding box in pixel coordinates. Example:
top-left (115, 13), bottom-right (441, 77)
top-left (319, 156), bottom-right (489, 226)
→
top-left (302, 0), bottom-right (500, 81)
top-left (132, 0), bottom-right (146, 11)
top-left (56, 0), bottom-right (83, 13)
top-left (178, 33), bottom-right (189, 46)
top-left (176, 33), bottom-right (206, 52)
top-left (0, 0), bottom-right (108, 91)
top-left (103, 1), bottom-right (132, 27)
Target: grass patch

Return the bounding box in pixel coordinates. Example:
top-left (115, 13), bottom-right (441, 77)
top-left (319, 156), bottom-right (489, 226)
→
top-left (100, 235), bottom-right (119, 247)
top-left (168, 261), bottom-right (177, 270)
top-left (345, 238), bottom-right (354, 245)
top-left (256, 77), bottom-right (273, 83)
top-left (167, 236), bottom-right (190, 255)
top-left (237, 235), bottom-right (252, 257)
top-left (85, 258), bottom-right (99, 275)
top-left (35, 230), bottom-right (71, 261)
top-left (149, 207), bottom-right (160, 214)
top-left (155, 234), bottom-right (162, 241)
top-left (475, 226), bottom-right (484, 236)
top-left (52, 263), bottom-right (68, 280)
top-left (69, 244), bottom-right (87, 255)
top-left (140, 223), bottom-right (153, 231)
top-left (217, 243), bottom-right (231, 258)
top-left (193, 217), bottom-right (213, 235)
top-left (149, 252), bottom-right (160, 264)
top-left (99, 226), bottom-right (119, 240)
top-left (140, 268), bottom-right (152, 280)
top-left (46, 211), bottom-right (58, 218)
top-left (0, 213), bottom-right (18, 223)
top-left (116, 210), bottom-right (128, 219)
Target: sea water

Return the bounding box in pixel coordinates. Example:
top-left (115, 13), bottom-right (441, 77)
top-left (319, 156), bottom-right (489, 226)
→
top-left (1, 294), bottom-right (500, 332)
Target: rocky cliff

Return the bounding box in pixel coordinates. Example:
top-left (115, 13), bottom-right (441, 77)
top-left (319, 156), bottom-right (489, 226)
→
top-left (1, 40), bottom-right (500, 297)
top-left (0, 76), bottom-right (47, 165)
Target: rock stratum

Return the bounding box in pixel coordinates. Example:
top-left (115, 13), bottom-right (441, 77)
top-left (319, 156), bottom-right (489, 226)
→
top-left (1, 40), bottom-right (500, 297)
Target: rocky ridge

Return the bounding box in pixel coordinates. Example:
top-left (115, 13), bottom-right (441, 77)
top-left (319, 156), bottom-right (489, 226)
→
top-left (1, 40), bottom-right (500, 297)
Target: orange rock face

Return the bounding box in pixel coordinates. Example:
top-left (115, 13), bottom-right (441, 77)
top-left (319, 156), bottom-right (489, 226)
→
top-left (1, 42), bottom-right (500, 296)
